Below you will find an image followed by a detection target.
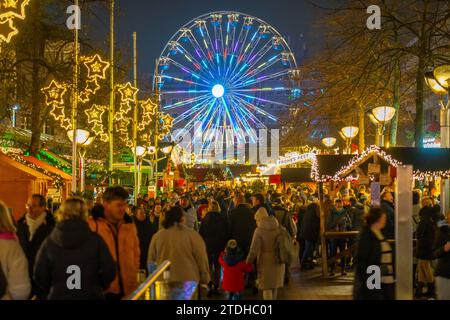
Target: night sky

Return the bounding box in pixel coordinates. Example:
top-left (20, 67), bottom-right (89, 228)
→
top-left (87, 0), bottom-right (327, 87)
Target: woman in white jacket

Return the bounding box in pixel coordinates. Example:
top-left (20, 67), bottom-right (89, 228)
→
top-left (0, 201), bottom-right (31, 300)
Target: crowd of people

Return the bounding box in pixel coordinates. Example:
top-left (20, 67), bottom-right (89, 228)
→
top-left (0, 183), bottom-right (449, 301)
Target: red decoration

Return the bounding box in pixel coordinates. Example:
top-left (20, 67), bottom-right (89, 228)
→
top-left (269, 174), bottom-right (281, 184)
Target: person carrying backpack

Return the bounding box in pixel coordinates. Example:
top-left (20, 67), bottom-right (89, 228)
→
top-left (246, 207), bottom-right (285, 300)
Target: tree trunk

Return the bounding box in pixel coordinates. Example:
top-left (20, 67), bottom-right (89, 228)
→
top-left (358, 106), bottom-right (365, 152)
top-left (414, 56), bottom-right (425, 148)
top-left (28, 1), bottom-right (44, 156)
top-left (390, 58), bottom-right (401, 146)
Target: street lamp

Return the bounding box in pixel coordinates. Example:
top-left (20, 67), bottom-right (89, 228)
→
top-left (67, 129), bottom-right (93, 192)
top-left (133, 146), bottom-right (147, 200)
top-left (322, 137), bottom-right (337, 148)
top-left (370, 106), bottom-right (396, 147)
top-left (425, 66), bottom-right (450, 218)
top-left (339, 126), bottom-right (359, 154)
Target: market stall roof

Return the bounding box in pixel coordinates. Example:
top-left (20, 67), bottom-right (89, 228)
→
top-left (0, 151), bottom-right (52, 181)
top-left (332, 146), bottom-right (450, 181)
top-left (381, 147), bottom-right (450, 172)
top-left (312, 154), bottom-right (354, 181)
top-left (21, 155), bottom-right (72, 181)
top-left (228, 165), bottom-right (256, 178)
top-left (184, 168), bottom-right (227, 182)
top-left (281, 168), bottom-right (313, 183)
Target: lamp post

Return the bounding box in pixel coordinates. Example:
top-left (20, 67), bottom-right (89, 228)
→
top-left (370, 106), bottom-right (396, 147)
top-left (132, 146), bottom-right (147, 201)
top-left (322, 137), bottom-right (337, 154)
top-left (425, 66), bottom-right (450, 216)
top-left (339, 126), bottom-right (359, 154)
top-left (67, 129), bottom-right (92, 193)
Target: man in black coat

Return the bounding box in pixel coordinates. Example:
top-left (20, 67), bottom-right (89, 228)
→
top-left (16, 194), bottom-right (55, 298)
top-left (380, 192), bottom-right (395, 240)
top-left (300, 203), bottom-right (320, 270)
top-left (132, 207), bottom-right (154, 271)
top-left (227, 193), bottom-right (256, 256)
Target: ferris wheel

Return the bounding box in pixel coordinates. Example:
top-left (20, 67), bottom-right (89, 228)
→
top-left (155, 11), bottom-right (298, 151)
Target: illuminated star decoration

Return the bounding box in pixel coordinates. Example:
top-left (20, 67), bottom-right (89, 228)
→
top-left (138, 99), bottom-right (157, 130)
top-left (118, 82), bottom-right (138, 102)
top-left (0, 0), bottom-right (30, 43)
top-left (41, 80), bottom-right (71, 129)
top-left (84, 105), bottom-right (108, 140)
top-left (83, 54), bottom-right (110, 79)
top-left (158, 112), bottom-right (174, 139)
top-left (0, 18), bottom-right (17, 42)
top-left (0, 0), bottom-right (30, 20)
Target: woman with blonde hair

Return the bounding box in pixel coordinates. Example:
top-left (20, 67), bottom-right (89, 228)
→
top-left (33, 197), bottom-right (116, 300)
top-left (0, 201), bottom-right (30, 300)
top-left (199, 200), bottom-right (229, 296)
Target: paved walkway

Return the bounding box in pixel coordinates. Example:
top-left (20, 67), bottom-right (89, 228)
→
top-left (203, 262), bottom-right (354, 300)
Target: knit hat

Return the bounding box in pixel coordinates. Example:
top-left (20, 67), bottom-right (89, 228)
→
top-left (254, 206), bottom-right (269, 222)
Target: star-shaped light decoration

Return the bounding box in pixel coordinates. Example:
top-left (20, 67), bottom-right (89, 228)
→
top-left (0, 0), bottom-right (30, 20)
top-left (79, 92), bottom-right (90, 103)
top-left (160, 112), bottom-right (174, 129)
top-left (91, 122), bottom-right (104, 136)
top-left (60, 118), bottom-right (72, 130)
top-left (83, 54), bottom-right (110, 79)
top-left (118, 102), bottom-right (132, 115)
top-left (42, 80), bottom-right (67, 105)
top-left (0, 18), bottom-right (18, 43)
top-left (85, 78), bottom-right (100, 94)
top-left (100, 133), bottom-right (109, 142)
top-left (85, 104), bottom-right (106, 124)
top-left (50, 105), bottom-right (66, 121)
top-left (117, 118), bottom-right (130, 132)
top-left (117, 82), bottom-right (138, 103)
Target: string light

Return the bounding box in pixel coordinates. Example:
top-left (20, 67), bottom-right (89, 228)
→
top-left (117, 82), bottom-right (138, 102)
top-left (0, 0), bottom-right (30, 43)
top-left (0, 18), bottom-right (17, 42)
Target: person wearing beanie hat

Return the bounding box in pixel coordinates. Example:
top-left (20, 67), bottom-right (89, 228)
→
top-left (219, 239), bottom-right (253, 300)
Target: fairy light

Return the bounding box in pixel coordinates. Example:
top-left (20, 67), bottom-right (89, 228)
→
top-left (83, 54), bottom-right (110, 80)
top-left (0, 0), bottom-right (30, 43)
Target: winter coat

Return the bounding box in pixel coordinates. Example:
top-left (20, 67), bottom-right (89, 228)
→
top-left (0, 233), bottom-right (30, 300)
top-left (327, 208), bottom-right (352, 232)
top-left (348, 203), bottom-right (365, 232)
top-left (301, 204), bottom-right (320, 242)
top-left (34, 219), bottom-right (116, 300)
top-left (148, 224), bottom-right (211, 284)
top-left (182, 205), bottom-right (198, 230)
top-left (133, 216), bottom-right (158, 270)
top-left (296, 206), bottom-right (307, 240)
top-left (273, 205), bottom-right (297, 238)
top-left (416, 206), bottom-right (438, 260)
top-left (433, 221), bottom-right (450, 279)
top-left (219, 251), bottom-right (252, 293)
top-left (16, 211), bottom-right (55, 298)
top-left (199, 211), bottom-right (229, 261)
top-left (87, 217), bottom-right (140, 297)
top-left (246, 216), bottom-right (285, 290)
top-left (380, 200), bottom-right (395, 239)
top-left (227, 204), bottom-right (256, 253)
top-left (353, 227), bottom-right (383, 300)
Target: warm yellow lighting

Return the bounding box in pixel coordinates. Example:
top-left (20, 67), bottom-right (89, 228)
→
top-left (83, 54), bottom-right (110, 80)
top-left (162, 146), bottom-right (173, 155)
top-left (0, 0), bottom-right (30, 20)
top-left (118, 82), bottom-right (139, 102)
top-left (433, 65), bottom-right (450, 89)
top-left (340, 126), bottom-right (359, 139)
top-left (134, 146), bottom-right (147, 157)
top-left (322, 137), bottom-right (337, 148)
top-left (372, 106), bottom-right (396, 123)
top-left (425, 71), bottom-right (447, 95)
top-left (67, 129), bottom-right (91, 145)
top-left (0, 18), bottom-right (18, 43)
top-left (148, 146), bottom-right (157, 155)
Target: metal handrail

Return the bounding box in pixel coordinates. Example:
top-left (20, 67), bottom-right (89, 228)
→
top-left (124, 260), bottom-right (171, 300)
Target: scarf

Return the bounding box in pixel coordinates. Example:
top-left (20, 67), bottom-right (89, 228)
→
top-left (25, 212), bottom-right (46, 241)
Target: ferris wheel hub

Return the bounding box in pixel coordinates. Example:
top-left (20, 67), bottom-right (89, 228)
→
top-left (212, 84), bottom-right (225, 98)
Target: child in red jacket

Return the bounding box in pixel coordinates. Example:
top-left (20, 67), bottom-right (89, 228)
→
top-left (219, 239), bottom-right (253, 300)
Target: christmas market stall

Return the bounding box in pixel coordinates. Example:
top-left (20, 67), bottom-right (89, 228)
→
top-left (0, 151), bottom-right (52, 220)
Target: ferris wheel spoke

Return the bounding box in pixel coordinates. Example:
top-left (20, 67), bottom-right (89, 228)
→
top-left (225, 20), bottom-right (247, 78)
top-left (234, 92), bottom-right (290, 108)
top-left (187, 29), bottom-right (218, 74)
top-left (174, 99), bottom-right (212, 125)
top-left (228, 30), bottom-right (261, 82)
top-left (230, 41), bottom-right (277, 84)
top-left (222, 98), bottom-right (250, 144)
top-left (162, 94), bottom-right (211, 109)
top-left (232, 95), bottom-right (277, 122)
top-left (228, 98), bottom-right (259, 142)
top-left (159, 75), bottom-right (212, 90)
top-left (232, 56), bottom-right (282, 86)
top-left (174, 44), bottom-right (218, 81)
top-left (233, 69), bottom-right (291, 89)
top-left (166, 58), bottom-right (213, 86)
top-left (233, 86), bottom-right (288, 93)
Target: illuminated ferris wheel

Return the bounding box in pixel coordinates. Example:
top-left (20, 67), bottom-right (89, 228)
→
top-left (155, 11), bottom-right (298, 150)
